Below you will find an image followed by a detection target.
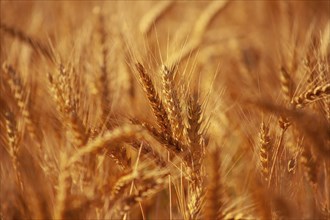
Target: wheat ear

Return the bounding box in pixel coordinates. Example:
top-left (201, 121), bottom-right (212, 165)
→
top-left (106, 144), bottom-right (132, 170)
top-left (166, 0), bottom-right (229, 66)
top-left (259, 122), bottom-right (272, 182)
top-left (48, 65), bottom-right (87, 147)
top-left (187, 94), bottom-right (203, 146)
top-left (2, 63), bottom-right (40, 146)
top-left (109, 170), bottom-right (140, 206)
top-left (161, 65), bottom-right (184, 143)
top-left (54, 153), bottom-right (71, 220)
top-left (115, 171), bottom-right (168, 217)
top-left (132, 139), bottom-right (168, 167)
top-left (186, 93), bottom-right (205, 173)
top-left (135, 63), bottom-right (172, 136)
top-left (68, 124), bottom-right (143, 166)
top-left (300, 146), bottom-right (318, 186)
top-left (4, 110), bottom-right (23, 191)
top-left (204, 145), bottom-right (224, 220)
top-left (132, 120), bottom-right (183, 153)
top-left (280, 67), bottom-right (295, 102)
top-left (139, 1), bottom-right (174, 35)
top-left (0, 22), bottom-right (54, 62)
top-left (292, 83), bottom-right (330, 108)
top-left (98, 14), bottom-right (111, 120)
top-left (187, 179), bottom-right (204, 219)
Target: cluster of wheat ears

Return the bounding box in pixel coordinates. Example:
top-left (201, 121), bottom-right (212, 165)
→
top-left (0, 1), bottom-right (329, 220)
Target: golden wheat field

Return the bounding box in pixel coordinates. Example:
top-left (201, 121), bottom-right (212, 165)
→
top-left (0, 1), bottom-right (329, 219)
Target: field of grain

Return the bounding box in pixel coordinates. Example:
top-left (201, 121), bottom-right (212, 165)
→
top-left (0, 1), bottom-right (329, 219)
